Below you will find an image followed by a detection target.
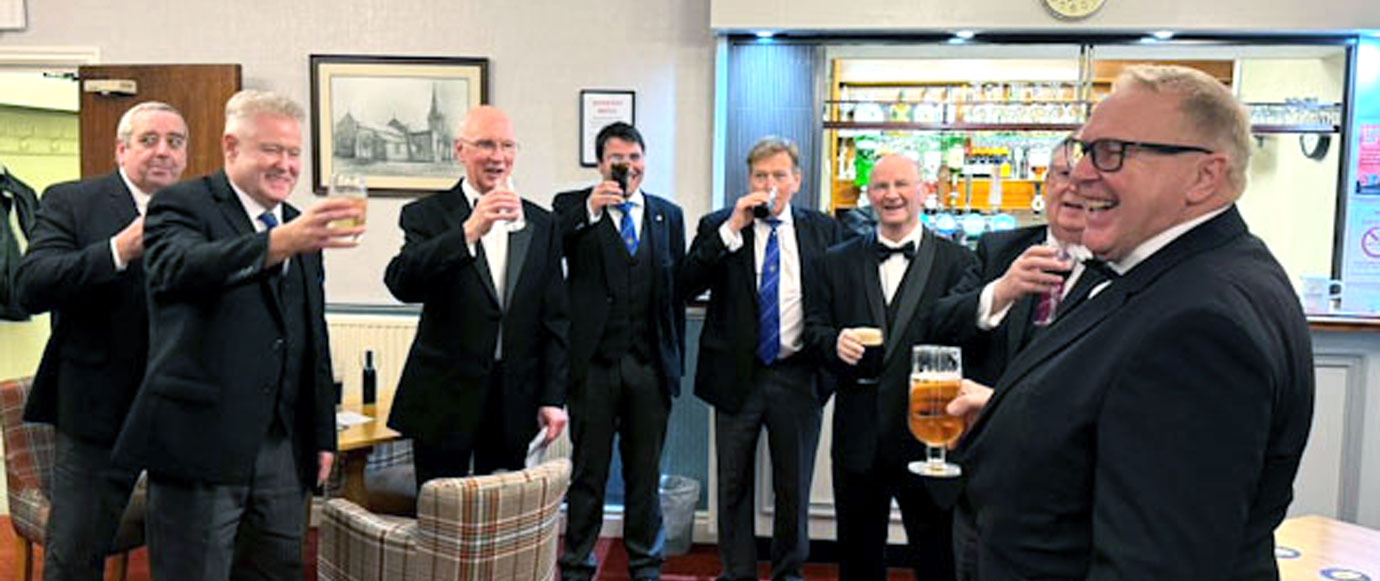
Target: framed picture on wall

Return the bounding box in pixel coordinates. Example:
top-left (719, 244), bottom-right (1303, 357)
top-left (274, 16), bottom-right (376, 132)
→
top-left (580, 89), bottom-right (635, 167)
top-left (310, 54), bottom-right (488, 196)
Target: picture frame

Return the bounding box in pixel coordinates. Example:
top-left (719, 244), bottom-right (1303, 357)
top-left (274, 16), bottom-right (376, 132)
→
top-left (310, 54), bottom-right (488, 196)
top-left (580, 89), bottom-right (635, 167)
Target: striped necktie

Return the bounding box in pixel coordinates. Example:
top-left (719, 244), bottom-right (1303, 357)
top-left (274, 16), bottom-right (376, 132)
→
top-left (756, 218), bottom-right (782, 365)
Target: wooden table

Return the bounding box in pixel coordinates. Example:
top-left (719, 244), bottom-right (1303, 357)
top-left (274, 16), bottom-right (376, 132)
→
top-left (336, 398), bottom-right (401, 510)
top-left (1275, 515), bottom-right (1380, 580)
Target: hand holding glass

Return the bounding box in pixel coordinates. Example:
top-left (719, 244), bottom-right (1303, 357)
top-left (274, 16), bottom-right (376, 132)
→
top-left (908, 345), bottom-right (964, 478)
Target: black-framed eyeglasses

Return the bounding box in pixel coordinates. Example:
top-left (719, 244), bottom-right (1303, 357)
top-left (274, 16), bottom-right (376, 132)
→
top-left (1068, 138), bottom-right (1213, 173)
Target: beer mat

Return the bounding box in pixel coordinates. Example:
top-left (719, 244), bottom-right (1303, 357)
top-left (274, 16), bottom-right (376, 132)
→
top-left (335, 410), bottom-right (374, 431)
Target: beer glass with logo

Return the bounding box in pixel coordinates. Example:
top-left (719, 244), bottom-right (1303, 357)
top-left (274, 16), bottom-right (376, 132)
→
top-left (854, 327), bottom-right (884, 385)
top-left (908, 344), bottom-right (964, 478)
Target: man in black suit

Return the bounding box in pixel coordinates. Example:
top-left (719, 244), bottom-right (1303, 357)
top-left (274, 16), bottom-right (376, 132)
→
top-left (112, 90), bottom-right (362, 581)
top-left (956, 66), bottom-right (1314, 580)
top-left (804, 154), bottom-right (977, 581)
top-left (681, 137), bottom-right (841, 581)
top-left (15, 101), bottom-right (187, 581)
top-left (949, 140), bottom-right (1087, 386)
top-left (555, 122), bottom-right (685, 581)
top-left (386, 105), bottom-right (568, 488)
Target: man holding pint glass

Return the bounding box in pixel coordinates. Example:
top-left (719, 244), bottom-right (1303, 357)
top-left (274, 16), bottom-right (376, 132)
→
top-left (804, 154), bottom-right (976, 580)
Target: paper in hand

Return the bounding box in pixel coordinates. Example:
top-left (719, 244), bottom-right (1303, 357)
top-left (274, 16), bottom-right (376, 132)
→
top-left (524, 429), bottom-right (548, 468)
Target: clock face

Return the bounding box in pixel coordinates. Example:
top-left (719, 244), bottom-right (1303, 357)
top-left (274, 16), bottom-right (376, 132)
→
top-left (1042, 0), bottom-right (1107, 20)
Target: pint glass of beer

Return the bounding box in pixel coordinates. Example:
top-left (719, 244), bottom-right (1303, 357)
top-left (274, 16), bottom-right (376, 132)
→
top-left (853, 327), bottom-right (884, 385)
top-left (908, 344), bottom-right (964, 478)
top-left (328, 172), bottom-right (368, 234)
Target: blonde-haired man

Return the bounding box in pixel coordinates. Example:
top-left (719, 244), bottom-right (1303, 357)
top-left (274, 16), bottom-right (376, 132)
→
top-left (954, 66), bottom-right (1313, 580)
top-left (113, 90), bottom-right (363, 580)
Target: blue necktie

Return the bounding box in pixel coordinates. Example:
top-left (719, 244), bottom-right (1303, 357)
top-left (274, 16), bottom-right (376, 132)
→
top-left (618, 201), bottom-right (639, 256)
top-left (258, 211), bottom-right (278, 230)
top-left (756, 218), bottom-right (781, 365)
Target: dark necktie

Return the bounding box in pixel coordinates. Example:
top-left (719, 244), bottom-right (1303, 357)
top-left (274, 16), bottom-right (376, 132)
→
top-left (875, 240), bottom-right (915, 261)
top-left (258, 211), bottom-right (278, 230)
top-left (617, 201), bottom-right (639, 256)
top-left (756, 218), bottom-right (781, 365)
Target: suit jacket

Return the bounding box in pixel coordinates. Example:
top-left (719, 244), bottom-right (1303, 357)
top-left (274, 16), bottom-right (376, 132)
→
top-left (16, 171), bottom-right (148, 445)
top-left (384, 180), bottom-right (569, 448)
top-left (681, 205), bottom-right (841, 413)
top-left (804, 228), bottom-right (977, 474)
top-left (112, 171), bottom-right (336, 486)
top-left (553, 187), bottom-right (685, 395)
top-left (944, 225), bottom-right (1047, 386)
top-left (958, 207), bottom-right (1314, 580)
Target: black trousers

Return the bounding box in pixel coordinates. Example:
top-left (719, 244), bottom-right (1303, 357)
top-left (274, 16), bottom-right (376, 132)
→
top-left (44, 432), bottom-right (140, 581)
top-left (561, 354), bottom-right (671, 581)
top-left (146, 431), bottom-right (309, 581)
top-left (833, 456), bottom-right (955, 581)
top-left (713, 359), bottom-right (821, 581)
top-left (412, 363), bottom-right (524, 491)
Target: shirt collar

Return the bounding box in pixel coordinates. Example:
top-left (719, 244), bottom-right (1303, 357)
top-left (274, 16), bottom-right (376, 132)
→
top-left (621, 188), bottom-right (646, 209)
top-left (1045, 226), bottom-right (1093, 262)
top-left (117, 167), bottom-right (152, 214)
top-left (760, 203), bottom-right (794, 226)
top-left (229, 177), bottom-right (279, 227)
top-left (1108, 204), bottom-right (1231, 275)
top-left (877, 222), bottom-right (923, 249)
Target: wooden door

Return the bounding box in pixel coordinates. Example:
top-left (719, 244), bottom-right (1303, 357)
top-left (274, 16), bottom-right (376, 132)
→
top-left (78, 64), bottom-right (241, 180)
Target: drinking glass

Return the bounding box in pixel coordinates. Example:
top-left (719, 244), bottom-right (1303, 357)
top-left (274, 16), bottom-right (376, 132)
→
top-left (328, 172), bottom-right (368, 236)
top-left (908, 345), bottom-right (964, 478)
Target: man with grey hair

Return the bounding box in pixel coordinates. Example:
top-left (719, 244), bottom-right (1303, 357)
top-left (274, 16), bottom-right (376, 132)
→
top-left (114, 89), bottom-right (362, 580)
top-left (954, 65), bottom-right (1313, 580)
top-left (16, 101), bottom-right (186, 581)
top-left (681, 136), bottom-right (841, 581)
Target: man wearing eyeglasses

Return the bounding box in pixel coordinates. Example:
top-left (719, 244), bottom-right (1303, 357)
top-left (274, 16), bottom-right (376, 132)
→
top-left (555, 122), bottom-right (685, 581)
top-left (386, 105), bottom-right (569, 490)
top-left (17, 101), bottom-right (186, 581)
top-left (955, 66), bottom-right (1313, 580)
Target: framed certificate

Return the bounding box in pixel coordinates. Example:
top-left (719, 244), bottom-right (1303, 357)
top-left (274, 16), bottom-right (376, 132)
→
top-left (579, 89), bottom-right (635, 167)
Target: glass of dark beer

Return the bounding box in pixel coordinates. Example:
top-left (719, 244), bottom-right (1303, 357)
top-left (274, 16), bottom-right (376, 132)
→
top-left (908, 344), bottom-right (964, 478)
top-left (854, 327), bottom-right (884, 385)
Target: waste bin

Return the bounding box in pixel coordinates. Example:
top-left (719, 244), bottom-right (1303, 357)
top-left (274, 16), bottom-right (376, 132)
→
top-left (659, 474), bottom-right (700, 556)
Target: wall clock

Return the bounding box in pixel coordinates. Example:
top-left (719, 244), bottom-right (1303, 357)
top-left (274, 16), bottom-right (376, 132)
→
top-left (1042, 0), bottom-right (1107, 20)
top-left (1299, 134), bottom-right (1331, 161)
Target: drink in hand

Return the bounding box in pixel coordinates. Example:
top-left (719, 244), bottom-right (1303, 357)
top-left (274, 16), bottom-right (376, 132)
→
top-left (909, 375), bottom-right (964, 447)
top-left (329, 172), bottom-right (367, 230)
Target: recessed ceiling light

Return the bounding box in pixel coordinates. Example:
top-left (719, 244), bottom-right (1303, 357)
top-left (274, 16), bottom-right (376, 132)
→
top-left (1152, 30), bottom-right (1175, 40)
top-left (755, 30), bottom-right (776, 39)
top-left (955, 30), bottom-right (976, 40)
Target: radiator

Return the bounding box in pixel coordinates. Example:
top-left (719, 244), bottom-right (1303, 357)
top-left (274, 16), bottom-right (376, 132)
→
top-left (325, 313), bottom-right (418, 405)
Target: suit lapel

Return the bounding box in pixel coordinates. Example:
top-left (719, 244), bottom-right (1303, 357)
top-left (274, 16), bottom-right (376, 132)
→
top-left (209, 172), bottom-right (256, 237)
top-left (504, 214), bottom-right (532, 309)
top-left (884, 228), bottom-right (936, 363)
top-left (1006, 294), bottom-right (1037, 354)
top-left (452, 185), bottom-right (500, 308)
top-left (859, 232), bottom-right (887, 338)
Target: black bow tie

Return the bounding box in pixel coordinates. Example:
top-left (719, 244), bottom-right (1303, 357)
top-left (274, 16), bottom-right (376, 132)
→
top-left (1083, 259), bottom-right (1120, 281)
top-left (875, 241), bottom-right (916, 261)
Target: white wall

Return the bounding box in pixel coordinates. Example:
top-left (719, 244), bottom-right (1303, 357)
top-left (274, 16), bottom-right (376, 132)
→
top-left (711, 0), bottom-right (1380, 34)
top-left (0, 0), bottom-right (717, 305)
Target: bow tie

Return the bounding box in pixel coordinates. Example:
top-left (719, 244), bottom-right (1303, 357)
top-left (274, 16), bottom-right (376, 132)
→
top-left (875, 241), bottom-right (916, 261)
top-left (1083, 258), bottom-right (1120, 281)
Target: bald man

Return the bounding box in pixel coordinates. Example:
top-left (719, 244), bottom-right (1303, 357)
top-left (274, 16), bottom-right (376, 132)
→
top-left (803, 154), bottom-right (977, 580)
top-left (386, 105), bottom-right (569, 489)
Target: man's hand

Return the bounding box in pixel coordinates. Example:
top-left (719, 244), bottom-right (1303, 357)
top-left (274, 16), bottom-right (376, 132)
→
top-left (836, 327), bottom-right (867, 366)
top-left (316, 451), bottom-right (335, 488)
top-left (113, 216), bottom-right (145, 263)
top-left (945, 380), bottom-right (993, 449)
top-left (537, 406), bottom-right (568, 444)
top-left (463, 187), bottom-right (521, 244)
top-left (726, 190), bottom-right (771, 231)
top-left (585, 180), bottom-right (627, 217)
top-left (265, 197), bottom-right (364, 266)
top-left (990, 245), bottom-right (1070, 313)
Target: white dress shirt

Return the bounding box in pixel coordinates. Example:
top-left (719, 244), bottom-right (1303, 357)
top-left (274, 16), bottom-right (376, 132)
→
top-left (110, 167), bottom-right (153, 271)
top-left (230, 179), bottom-right (286, 273)
top-left (588, 188), bottom-right (646, 243)
top-left (718, 205), bottom-right (803, 359)
top-left (464, 179), bottom-right (509, 309)
top-left (878, 224), bottom-right (925, 304)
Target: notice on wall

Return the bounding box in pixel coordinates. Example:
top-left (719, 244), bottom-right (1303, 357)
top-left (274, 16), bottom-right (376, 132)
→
top-left (1339, 184), bottom-right (1380, 313)
top-left (1358, 124), bottom-right (1380, 194)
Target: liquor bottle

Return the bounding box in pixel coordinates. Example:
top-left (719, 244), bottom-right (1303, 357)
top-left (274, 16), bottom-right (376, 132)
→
top-left (362, 350), bottom-right (377, 405)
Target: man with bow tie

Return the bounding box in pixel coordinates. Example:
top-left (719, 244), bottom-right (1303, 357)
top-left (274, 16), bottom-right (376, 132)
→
top-left (681, 137), bottom-right (841, 581)
top-left (804, 153), bottom-right (977, 580)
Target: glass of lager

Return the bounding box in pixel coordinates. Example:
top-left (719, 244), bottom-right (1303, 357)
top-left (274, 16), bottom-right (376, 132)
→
top-left (908, 344), bottom-right (964, 478)
top-left (328, 172), bottom-right (368, 237)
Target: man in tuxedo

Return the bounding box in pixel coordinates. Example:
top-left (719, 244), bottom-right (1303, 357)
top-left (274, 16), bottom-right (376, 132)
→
top-left (555, 122), bottom-right (685, 581)
top-left (681, 137), bottom-right (841, 581)
top-left (15, 101), bottom-right (187, 581)
top-left (950, 139), bottom-right (1088, 386)
top-left (803, 154), bottom-right (976, 580)
top-left (386, 105), bottom-right (568, 488)
top-left (112, 90), bottom-right (363, 581)
top-left (956, 66), bottom-right (1314, 580)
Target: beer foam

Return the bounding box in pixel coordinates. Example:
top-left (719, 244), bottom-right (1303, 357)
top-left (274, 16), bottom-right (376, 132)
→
top-left (854, 327), bottom-right (883, 346)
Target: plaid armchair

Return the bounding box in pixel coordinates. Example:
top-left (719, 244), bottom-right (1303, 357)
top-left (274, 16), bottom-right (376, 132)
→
top-left (317, 457), bottom-right (572, 581)
top-left (0, 376), bottom-right (145, 581)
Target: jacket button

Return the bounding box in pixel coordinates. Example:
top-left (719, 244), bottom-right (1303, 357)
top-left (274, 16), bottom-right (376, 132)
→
top-left (607, 296), bottom-right (614, 304)
top-left (273, 338), bottom-right (285, 351)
